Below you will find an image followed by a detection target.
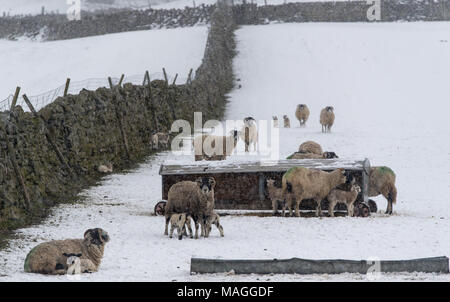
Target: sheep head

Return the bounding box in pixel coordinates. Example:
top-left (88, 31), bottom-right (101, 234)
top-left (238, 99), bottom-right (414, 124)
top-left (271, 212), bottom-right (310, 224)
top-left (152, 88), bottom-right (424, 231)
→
top-left (326, 106), bottom-right (334, 112)
top-left (352, 185), bottom-right (361, 193)
top-left (63, 253), bottom-right (82, 266)
top-left (83, 228), bottom-right (110, 246)
top-left (196, 177), bottom-right (216, 196)
top-left (323, 151), bottom-right (339, 159)
top-left (266, 179), bottom-right (275, 187)
top-left (335, 168), bottom-right (347, 184)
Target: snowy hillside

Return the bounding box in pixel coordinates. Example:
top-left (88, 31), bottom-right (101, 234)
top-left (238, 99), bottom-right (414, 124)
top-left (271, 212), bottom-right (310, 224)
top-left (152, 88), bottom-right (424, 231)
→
top-left (1, 21), bottom-right (450, 281)
top-left (0, 27), bottom-right (207, 107)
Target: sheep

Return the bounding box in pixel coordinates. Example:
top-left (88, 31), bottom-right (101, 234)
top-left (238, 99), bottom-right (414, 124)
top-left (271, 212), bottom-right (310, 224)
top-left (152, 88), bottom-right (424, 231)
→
top-left (151, 132), bottom-right (170, 150)
top-left (98, 163), bottom-right (113, 173)
top-left (286, 151), bottom-right (339, 160)
top-left (320, 106), bottom-right (335, 133)
top-left (369, 166), bottom-right (397, 214)
top-left (327, 184), bottom-right (361, 217)
top-left (272, 116), bottom-right (279, 128)
top-left (266, 179), bottom-right (286, 216)
top-left (283, 115), bottom-right (290, 128)
top-left (169, 213), bottom-right (192, 240)
top-left (193, 130), bottom-right (239, 161)
top-left (24, 228), bottom-right (110, 275)
top-left (239, 117), bottom-right (258, 152)
top-left (282, 167), bottom-right (347, 217)
top-left (164, 177), bottom-right (216, 239)
top-left (204, 212), bottom-right (224, 238)
top-left (298, 141), bottom-right (323, 155)
top-left (295, 104), bottom-right (310, 127)
top-left (64, 253), bottom-right (96, 274)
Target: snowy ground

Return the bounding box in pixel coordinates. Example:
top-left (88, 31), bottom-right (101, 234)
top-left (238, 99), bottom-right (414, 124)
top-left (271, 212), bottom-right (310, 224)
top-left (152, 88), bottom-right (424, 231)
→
top-left (1, 22), bottom-right (450, 281)
top-left (0, 27), bottom-right (207, 107)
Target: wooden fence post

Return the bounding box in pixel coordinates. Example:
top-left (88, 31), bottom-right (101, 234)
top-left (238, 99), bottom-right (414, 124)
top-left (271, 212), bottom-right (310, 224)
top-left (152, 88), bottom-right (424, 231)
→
top-left (143, 71), bottom-right (151, 86)
top-left (186, 68), bottom-right (193, 85)
top-left (0, 119), bottom-right (31, 210)
top-left (10, 86), bottom-right (21, 110)
top-left (172, 74), bottom-right (178, 86)
top-left (63, 78), bottom-right (71, 97)
top-left (118, 74), bottom-right (125, 87)
top-left (108, 77), bottom-right (114, 90)
top-left (22, 94), bottom-right (74, 176)
top-left (162, 68), bottom-right (169, 86)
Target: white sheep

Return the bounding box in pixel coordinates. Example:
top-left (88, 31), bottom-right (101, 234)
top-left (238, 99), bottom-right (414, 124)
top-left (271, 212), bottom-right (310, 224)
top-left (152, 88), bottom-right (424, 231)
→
top-left (266, 179), bottom-right (286, 216)
top-left (98, 163), bottom-right (113, 173)
top-left (204, 212), bottom-right (224, 237)
top-left (64, 253), bottom-right (96, 274)
top-left (327, 184), bottom-right (361, 217)
top-left (151, 132), bottom-right (170, 150)
top-left (272, 116), bottom-right (279, 128)
top-left (169, 213), bottom-right (192, 240)
top-left (283, 115), bottom-right (290, 128)
top-left (193, 130), bottom-right (239, 161)
top-left (239, 117), bottom-right (258, 152)
top-left (320, 106), bottom-right (335, 133)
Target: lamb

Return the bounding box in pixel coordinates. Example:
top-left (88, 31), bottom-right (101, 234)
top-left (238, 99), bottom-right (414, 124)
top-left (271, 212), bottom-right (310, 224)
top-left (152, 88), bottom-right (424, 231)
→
top-left (266, 179), bottom-right (286, 216)
top-left (272, 116), bottom-right (279, 128)
top-left (295, 104), bottom-right (310, 127)
top-left (164, 177), bottom-right (216, 239)
top-left (169, 213), bottom-right (193, 240)
top-left (151, 132), bottom-right (170, 150)
top-left (283, 115), bottom-right (290, 128)
top-left (24, 228), bottom-right (110, 275)
top-left (298, 141), bottom-right (323, 155)
top-left (286, 151), bottom-right (339, 159)
top-left (369, 166), bottom-right (397, 215)
top-left (98, 163), bottom-right (113, 173)
top-left (282, 167), bottom-right (347, 217)
top-left (64, 253), bottom-right (96, 274)
top-left (327, 184), bottom-right (361, 217)
top-left (204, 212), bottom-right (224, 238)
top-left (320, 106), bottom-right (335, 133)
top-left (239, 117), bottom-right (258, 152)
top-left (193, 130), bottom-right (239, 161)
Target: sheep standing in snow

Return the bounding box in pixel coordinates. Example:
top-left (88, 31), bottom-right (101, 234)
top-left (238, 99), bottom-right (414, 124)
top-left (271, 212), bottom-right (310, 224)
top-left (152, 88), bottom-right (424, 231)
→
top-left (24, 228), bottom-right (110, 275)
top-left (295, 104), bottom-right (310, 127)
top-left (98, 163), bottom-right (113, 173)
top-left (151, 132), bottom-right (170, 150)
top-left (164, 177), bottom-right (216, 239)
top-left (239, 117), bottom-right (258, 152)
top-left (169, 213), bottom-right (192, 240)
top-left (272, 116), bottom-right (279, 128)
top-left (320, 106), bottom-right (335, 133)
top-left (64, 253), bottom-right (96, 274)
top-left (204, 212), bottom-right (224, 237)
top-left (266, 179), bottom-right (286, 216)
top-left (327, 184), bottom-right (361, 217)
top-left (369, 166), bottom-right (398, 214)
top-left (193, 130), bottom-right (239, 161)
top-left (282, 167), bottom-right (347, 217)
top-left (283, 115), bottom-right (290, 128)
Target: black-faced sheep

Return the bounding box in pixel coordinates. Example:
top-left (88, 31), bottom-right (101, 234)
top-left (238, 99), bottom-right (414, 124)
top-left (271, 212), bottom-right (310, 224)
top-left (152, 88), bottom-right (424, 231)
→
top-left (283, 115), bottom-right (290, 128)
top-left (151, 132), bottom-right (170, 150)
top-left (164, 177), bottom-right (216, 239)
top-left (204, 212), bottom-right (224, 238)
top-left (327, 184), bottom-right (361, 217)
top-left (282, 167), bottom-right (347, 217)
top-left (272, 116), bottom-right (279, 128)
top-left (64, 253), bottom-right (96, 274)
top-left (193, 130), bottom-right (239, 161)
top-left (295, 104), bottom-right (310, 127)
top-left (266, 179), bottom-right (286, 216)
top-left (169, 213), bottom-right (192, 240)
top-left (369, 166), bottom-right (397, 214)
top-left (239, 117), bottom-right (258, 152)
top-left (98, 163), bottom-right (113, 173)
top-left (299, 141), bottom-right (323, 155)
top-left (320, 106), bottom-right (335, 133)
top-left (24, 228), bottom-right (110, 275)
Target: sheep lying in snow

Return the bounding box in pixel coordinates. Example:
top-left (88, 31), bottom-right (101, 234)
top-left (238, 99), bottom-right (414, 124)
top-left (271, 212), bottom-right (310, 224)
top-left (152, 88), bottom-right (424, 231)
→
top-left (169, 213), bottom-right (193, 240)
top-left (64, 253), bottom-right (96, 274)
top-left (165, 177), bottom-right (216, 239)
top-left (239, 117), bottom-right (258, 152)
top-left (24, 228), bottom-right (110, 275)
top-left (320, 106), bottom-right (335, 133)
top-left (295, 104), bottom-right (310, 127)
top-left (193, 130), bottom-right (239, 161)
top-left (266, 179), bottom-right (286, 216)
top-left (283, 115), bottom-right (290, 128)
top-left (287, 151), bottom-right (339, 159)
top-left (272, 116), bottom-right (279, 128)
top-left (98, 163), bottom-right (113, 173)
top-left (151, 132), bottom-right (170, 150)
top-left (204, 212), bottom-right (224, 238)
top-left (327, 184), bottom-right (361, 217)
top-left (369, 166), bottom-right (397, 214)
top-left (282, 167), bottom-right (347, 217)
top-left (299, 141), bottom-right (323, 155)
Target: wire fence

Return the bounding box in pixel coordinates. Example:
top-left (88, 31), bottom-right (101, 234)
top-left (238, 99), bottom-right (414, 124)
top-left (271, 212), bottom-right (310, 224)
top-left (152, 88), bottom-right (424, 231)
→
top-left (0, 70), bottom-right (188, 113)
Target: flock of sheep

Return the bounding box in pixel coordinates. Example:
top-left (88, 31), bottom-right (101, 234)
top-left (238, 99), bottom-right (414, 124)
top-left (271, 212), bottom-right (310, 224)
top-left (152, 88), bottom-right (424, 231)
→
top-left (21, 104), bottom-right (397, 276)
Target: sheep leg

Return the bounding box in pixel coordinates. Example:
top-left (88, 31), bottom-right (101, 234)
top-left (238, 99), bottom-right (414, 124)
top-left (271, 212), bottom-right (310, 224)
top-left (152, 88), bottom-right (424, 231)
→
top-left (294, 200), bottom-right (300, 217)
top-left (315, 199), bottom-right (323, 217)
top-left (348, 202), bottom-right (354, 217)
top-left (186, 218), bottom-right (193, 238)
top-left (215, 220), bottom-right (224, 237)
top-left (164, 215), bottom-right (171, 236)
top-left (328, 200), bottom-right (336, 217)
top-left (382, 190), bottom-right (393, 215)
top-left (193, 217), bottom-right (199, 239)
top-left (169, 224), bottom-right (174, 238)
top-left (271, 199), bottom-right (278, 216)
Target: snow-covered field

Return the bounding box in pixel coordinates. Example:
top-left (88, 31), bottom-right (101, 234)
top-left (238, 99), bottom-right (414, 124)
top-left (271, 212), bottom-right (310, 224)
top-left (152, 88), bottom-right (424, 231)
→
top-left (1, 21), bottom-right (450, 281)
top-left (0, 27), bottom-right (207, 105)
